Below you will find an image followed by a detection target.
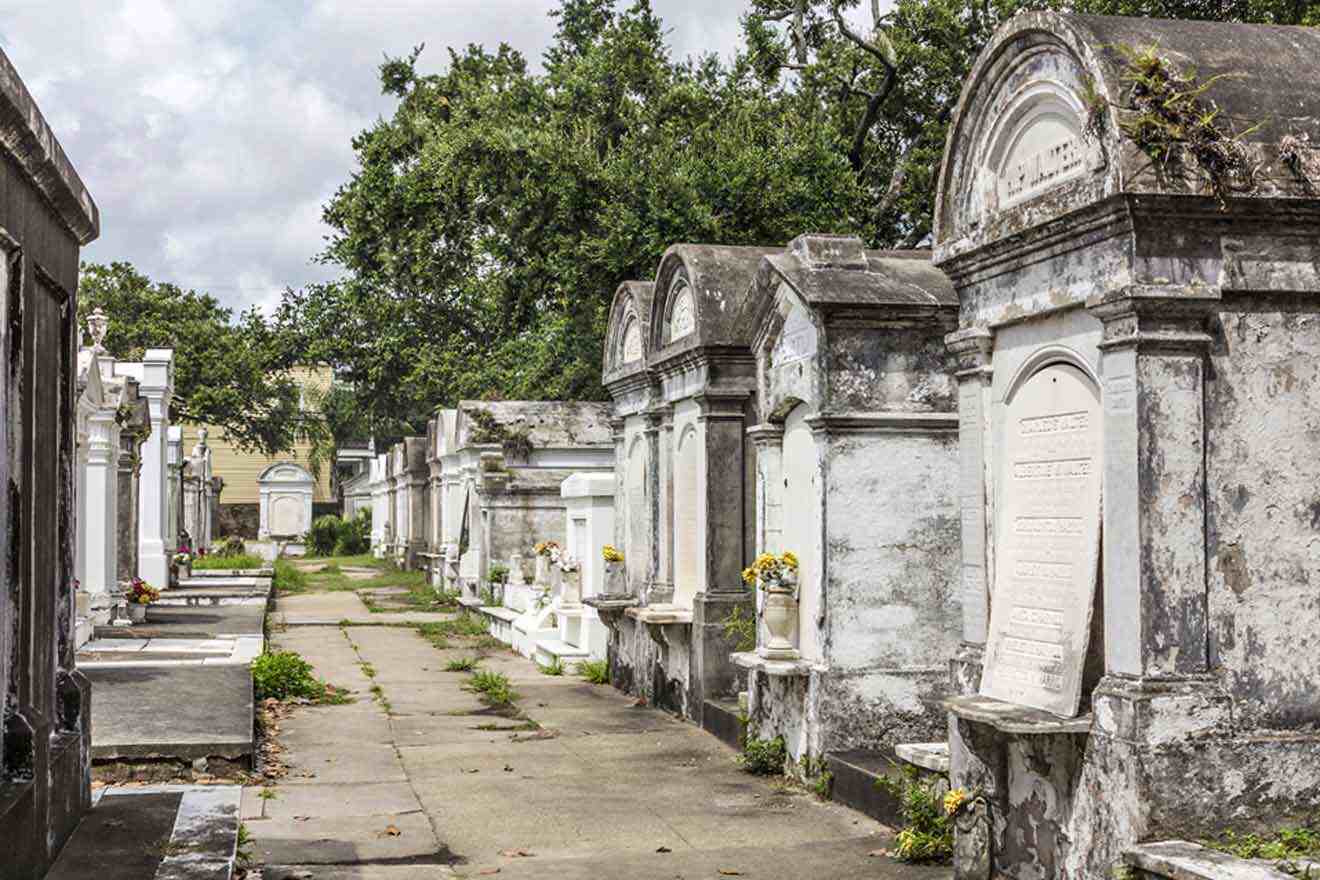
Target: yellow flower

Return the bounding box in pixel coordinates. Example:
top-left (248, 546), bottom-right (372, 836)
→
top-left (741, 567), bottom-right (756, 585)
top-left (895, 829), bottom-right (916, 859)
top-left (602, 545), bottom-right (624, 563)
top-left (781, 551), bottom-right (799, 570)
top-left (943, 788), bottom-right (968, 817)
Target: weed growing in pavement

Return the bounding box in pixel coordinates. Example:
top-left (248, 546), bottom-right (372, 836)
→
top-left (446, 657), bottom-right (480, 672)
top-left (258, 787), bottom-right (278, 801)
top-left (252, 650), bottom-right (343, 703)
top-left (272, 559), bottom-right (309, 594)
top-left (538, 658), bottom-right (565, 676)
top-left (739, 736), bottom-right (787, 776)
top-left (466, 670), bottom-right (518, 707)
top-left (359, 661), bottom-right (377, 679)
top-left (576, 659), bottom-right (610, 684)
top-left (370, 684), bottom-right (393, 715)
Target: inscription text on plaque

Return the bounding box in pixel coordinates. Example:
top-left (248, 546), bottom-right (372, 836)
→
top-left (981, 362), bottom-right (1103, 717)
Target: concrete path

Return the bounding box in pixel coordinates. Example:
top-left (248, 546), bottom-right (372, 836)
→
top-left (247, 624), bottom-right (951, 880)
top-left (273, 591), bottom-right (459, 626)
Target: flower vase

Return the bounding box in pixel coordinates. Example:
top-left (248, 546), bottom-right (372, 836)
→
top-left (534, 554), bottom-right (551, 586)
top-left (129, 603), bottom-right (148, 624)
top-left (549, 565), bottom-right (564, 602)
top-left (759, 573), bottom-right (799, 660)
top-left (560, 570), bottom-right (583, 607)
top-left (604, 561), bottom-right (626, 596)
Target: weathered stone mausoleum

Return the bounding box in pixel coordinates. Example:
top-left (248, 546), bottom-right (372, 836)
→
top-left (436, 401), bottom-right (613, 601)
top-left (591, 246), bottom-right (771, 728)
top-left (0, 46), bottom-right (100, 876)
top-left (936, 12), bottom-right (1320, 878)
top-left (733, 234), bottom-right (962, 771)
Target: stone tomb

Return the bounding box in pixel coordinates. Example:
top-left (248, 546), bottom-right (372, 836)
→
top-left (529, 472), bottom-right (616, 666)
top-left (591, 247), bottom-right (769, 726)
top-left (936, 12), bottom-right (1320, 878)
top-left (369, 452), bottom-right (392, 558)
top-left (116, 349), bottom-right (176, 588)
top-left (0, 45), bottom-right (100, 875)
top-left (388, 437), bottom-right (428, 569)
top-left (258, 462), bottom-right (315, 543)
top-left (428, 409), bottom-right (464, 590)
top-left (732, 234), bottom-right (962, 771)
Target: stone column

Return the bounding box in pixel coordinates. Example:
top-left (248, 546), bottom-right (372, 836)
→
top-left (137, 349), bottom-right (175, 587)
top-left (609, 416), bottom-right (626, 553)
top-left (117, 432), bottom-right (141, 587)
top-left (747, 424), bottom-right (784, 559)
top-left (644, 406), bottom-right (672, 602)
top-left (945, 328), bottom-right (995, 684)
top-left (1089, 288), bottom-right (1218, 678)
top-left (697, 393), bottom-right (752, 596)
top-left (80, 410), bottom-right (120, 606)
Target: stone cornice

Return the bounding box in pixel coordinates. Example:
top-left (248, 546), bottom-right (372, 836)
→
top-left (0, 49), bottom-right (99, 244)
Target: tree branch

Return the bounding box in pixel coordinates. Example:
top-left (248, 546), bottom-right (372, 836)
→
top-left (877, 162), bottom-right (908, 219)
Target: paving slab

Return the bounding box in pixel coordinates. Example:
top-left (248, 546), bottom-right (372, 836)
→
top-left (87, 664), bottom-right (254, 762)
top-left (249, 621), bottom-right (946, 880)
top-left (96, 602), bottom-right (266, 639)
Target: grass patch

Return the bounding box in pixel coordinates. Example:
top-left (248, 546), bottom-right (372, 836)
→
top-left (446, 657), bottom-right (480, 672)
top-left (252, 650), bottom-right (345, 703)
top-left (538, 658), bottom-right (565, 676)
top-left (739, 735), bottom-right (787, 776)
top-left (362, 577), bottom-right (461, 613)
top-left (466, 670), bottom-right (518, 707)
top-left (1205, 826), bottom-right (1320, 874)
top-left (193, 553), bottom-right (264, 570)
top-left (236, 823), bottom-right (253, 870)
top-left (473, 720), bottom-right (540, 732)
top-left (272, 558), bottom-right (309, 594)
top-left (576, 659), bottom-right (610, 685)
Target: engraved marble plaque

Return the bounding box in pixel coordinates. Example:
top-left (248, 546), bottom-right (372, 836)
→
top-left (981, 363), bottom-right (1102, 717)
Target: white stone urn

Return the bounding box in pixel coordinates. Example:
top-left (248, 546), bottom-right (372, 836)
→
top-left (128, 603), bottom-right (148, 624)
top-left (758, 572), bottom-right (799, 660)
top-left (603, 560), bottom-right (626, 596)
top-left (560, 568), bottom-right (583, 607)
top-left (534, 554), bottom-right (551, 586)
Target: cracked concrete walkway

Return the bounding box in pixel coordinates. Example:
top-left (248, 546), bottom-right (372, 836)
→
top-left (246, 624), bottom-right (951, 880)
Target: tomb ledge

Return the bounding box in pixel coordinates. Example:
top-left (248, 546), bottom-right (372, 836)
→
top-left (1123, 840), bottom-right (1303, 880)
top-left (731, 651), bottom-right (825, 678)
top-left (941, 694), bottom-right (1092, 736)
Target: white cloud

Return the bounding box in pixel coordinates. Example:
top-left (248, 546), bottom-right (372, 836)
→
top-left (0, 0), bottom-right (880, 314)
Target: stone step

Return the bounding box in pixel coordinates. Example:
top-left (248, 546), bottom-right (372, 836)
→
top-left (824, 749), bottom-right (908, 827)
top-left (475, 605), bottom-right (520, 645)
top-left (701, 697), bottom-right (745, 750)
top-left (533, 638), bottom-right (590, 667)
top-left (895, 741), bottom-right (950, 774)
top-left (49, 785), bottom-right (241, 880)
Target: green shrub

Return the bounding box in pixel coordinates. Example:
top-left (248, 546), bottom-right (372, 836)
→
top-left (466, 670), bottom-right (518, 707)
top-left (721, 606), bottom-right (757, 653)
top-left (739, 736), bottom-right (787, 776)
top-left (876, 765), bottom-right (954, 863)
top-left (307, 515), bottom-right (343, 557)
top-left (576, 659), bottom-right (610, 684)
top-left (252, 650), bottom-right (323, 701)
top-left (334, 513), bottom-right (370, 556)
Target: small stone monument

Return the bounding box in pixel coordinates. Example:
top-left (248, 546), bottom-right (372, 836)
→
top-left (257, 462), bottom-right (314, 542)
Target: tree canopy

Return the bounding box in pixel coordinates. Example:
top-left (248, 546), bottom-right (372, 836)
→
top-left (78, 261), bottom-right (314, 456)
top-left (277, 0), bottom-right (1317, 440)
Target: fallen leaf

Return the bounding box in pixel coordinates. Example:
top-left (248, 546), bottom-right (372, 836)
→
top-left (656, 846), bottom-right (672, 853)
top-left (478, 869), bottom-right (501, 875)
top-left (718, 870), bottom-right (742, 876)
top-left (868, 849), bottom-right (889, 857)
top-left (499, 849), bottom-right (534, 858)
top-left (380, 824), bottom-right (402, 837)
top-left (465, 768), bottom-right (480, 774)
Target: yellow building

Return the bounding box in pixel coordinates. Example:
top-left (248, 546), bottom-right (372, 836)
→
top-left (179, 365), bottom-right (336, 537)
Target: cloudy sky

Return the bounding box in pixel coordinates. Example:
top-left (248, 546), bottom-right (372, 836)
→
top-left (0, 1), bottom-right (868, 315)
